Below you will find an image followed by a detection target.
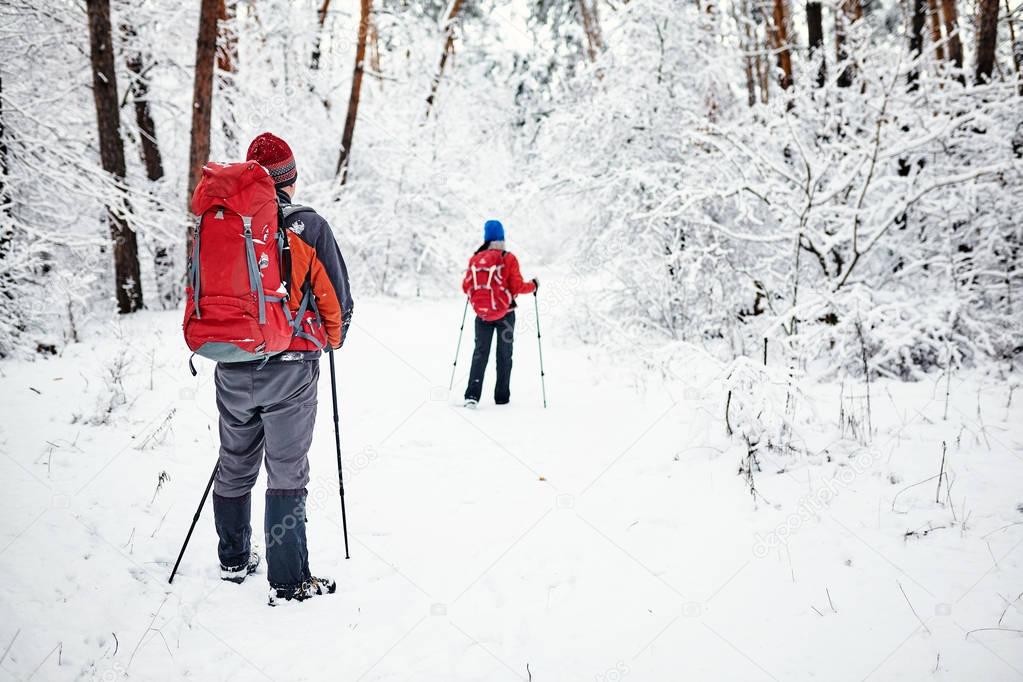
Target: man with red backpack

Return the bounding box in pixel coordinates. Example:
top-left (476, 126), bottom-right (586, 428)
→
top-left (184, 132), bottom-right (353, 605)
top-left (461, 220), bottom-right (538, 408)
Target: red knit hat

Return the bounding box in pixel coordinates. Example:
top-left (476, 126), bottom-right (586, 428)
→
top-left (246, 132), bottom-right (297, 188)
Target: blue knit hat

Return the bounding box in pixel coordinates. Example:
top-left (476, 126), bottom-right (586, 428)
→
top-left (483, 219), bottom-right (505, 242)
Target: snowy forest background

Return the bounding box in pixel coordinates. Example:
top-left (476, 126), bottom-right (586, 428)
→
top-left (1, 1), bottom-right (1023, 679)
top-left (1, 0), bottom-right (1020, 379)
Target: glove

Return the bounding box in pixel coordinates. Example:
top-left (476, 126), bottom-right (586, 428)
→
top-left (531, 277), bottom-right (540, 293)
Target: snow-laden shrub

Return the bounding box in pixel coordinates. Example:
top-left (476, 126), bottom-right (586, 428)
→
top-left (724, 357), bottom-right (797, 451)
top-left (526, 0), bottom-right (1023, 378)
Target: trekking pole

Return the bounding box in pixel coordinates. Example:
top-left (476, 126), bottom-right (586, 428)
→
top-left (168, 460), bottom-right (219, 584)
top-left (533, 291), bottom-right (548, 408)
top-left (328, 349), bottom-right (351, 559)
top-left (448, 298), bottom-right (469, 390)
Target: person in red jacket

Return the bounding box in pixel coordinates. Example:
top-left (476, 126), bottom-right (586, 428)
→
top-left (461, 220), bottom-right (537, 407)
top-left (211, 133), bottom-right (353, 606)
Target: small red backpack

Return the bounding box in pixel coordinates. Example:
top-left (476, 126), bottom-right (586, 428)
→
top-left (466, 249), bottom-right (512, 322)
top-left (183, 162), bottom-right (294, 366)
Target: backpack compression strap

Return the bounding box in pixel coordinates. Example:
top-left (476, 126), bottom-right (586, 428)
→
top-left (287, 278), bottom-right (326, 350)
top-left (241, 216), bottom-right (268, 325)
top-left (190, 215), bottom-right (202, 318)
top-left (470, 251), bottom-right (508, 310)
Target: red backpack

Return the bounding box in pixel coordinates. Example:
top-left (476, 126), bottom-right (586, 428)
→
top-left (466, 249), bottom-right (512, 321)
top-left (183, 162), bottom-right (294, 367)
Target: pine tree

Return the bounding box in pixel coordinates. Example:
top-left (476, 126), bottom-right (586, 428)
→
top-left (927, 0), bottom-right (945, 62)
top-left (338, 0), bottom-right (372, 183)
top-left (835, 0), bottom-right (860, 87)
top-left (908, 0), bottom-right (927, 90)
top-left (123, 21), bottom-right (175, 307)
top-left (770, 0), bottom-right (794, 89)
top-left (425, 0), bottom-right (466, 117)
top-left (1008, 0), bottom-right (1023, 94)
top-left (975, 0), bottom-right (1000, 82)
top-left (217, 0), bottom-right (238, 154)
top-left (940, 0), bottom-right (964, 78)
top-left (806, 0), bottom-right (826, 86)
top-left (0, 70), bottom-right (9, 226)
top-left (187, 0), bottom-right (219, 258)
top-left (87, 0), bottom-right (143, 313)
top-left (311, 0), bottom-right (332, 70)
top-left (577, 0), bottom-right (605, 62)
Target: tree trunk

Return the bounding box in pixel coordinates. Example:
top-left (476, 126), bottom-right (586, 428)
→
top-left (975, 0), bottom-right (1000, 82)
top-left (217, 0), bottom-right (239, 154)
top-left (424, 0), bottom-right (466, 118)
top-left (311, 0), bottom-right (332, 70)
top-left (770, 0), bottom-right (794, 89)
top-left (743, 51), bottom-right (756, 106)
top-left (123, 28), bottom-right (163, 182)
top-left (835, 0), bottom-right (859, 87)
top-left (87, 0), bottom-right (143, 314)
top-left (941, 0), bottom-right (964, 75)
top-left (0, 70), bottom-right (11, 261)
top-left (757, 17), bottom-right (771, 103)
top-left (0, 70), bottom-right (13, 308)
top-left (1008, 0), bottom-right (1023, 94)
top-left (216, 0), bottom-right (237, 75)
top-left (908, 0), bottom-right (927, 90)
top-left (187, 0), bottom-right (219, 258)
top-left (0, 70), bottom-right (9, 224)
top-left (337, 0), bottom-right (371, 183)
top-left (927, 0), bottom-right (945, 62)
top-left (806, 0), bottom-right (826, 86)
top-left (742, 0), bottom-right (758, 105)
top-left (124, 23), bottom-right (176, 308)
top-left (367, 10), bottom-right (381, 75)
top-left (577, 0), bottom-right (605, 62)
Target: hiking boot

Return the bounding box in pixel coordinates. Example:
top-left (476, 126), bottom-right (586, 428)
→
top-left (267, 576), bottom-right (337, 606)
top-left (464, 399), bottom-right (479, 409)
top-left (220, 551), bottom-right (261, 584)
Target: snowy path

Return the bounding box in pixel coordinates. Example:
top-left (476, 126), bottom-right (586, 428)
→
top-left (0, 297), bottom-right (1021, 681)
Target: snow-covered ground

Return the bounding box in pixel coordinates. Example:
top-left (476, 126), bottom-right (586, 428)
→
top-left (0, 296), bottom-right (1021, 681)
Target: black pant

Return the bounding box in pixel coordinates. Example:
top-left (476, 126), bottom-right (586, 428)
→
top-left (464, 311), bottom-right (515, 404)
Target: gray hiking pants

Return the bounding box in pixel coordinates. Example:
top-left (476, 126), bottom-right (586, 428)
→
top-left (213, 358), bottom-right (320, 497)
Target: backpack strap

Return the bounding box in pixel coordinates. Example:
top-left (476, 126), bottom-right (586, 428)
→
top-left (281, 271), bottom-right (326, 351)
top-left (190, 215), bottom-right (203, 318)
top-left (276, 204), bottom-right (293, 296)
top-left (498, 251), bottom-right (510, 308)
top-left (281, 204), bottom-right (316, 220)
top-left (241, 216), bottom-right (268, 324)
